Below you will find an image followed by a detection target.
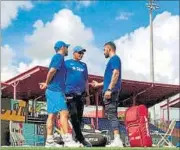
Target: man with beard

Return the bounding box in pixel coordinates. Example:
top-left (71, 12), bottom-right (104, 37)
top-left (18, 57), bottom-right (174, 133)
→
top-left (91, 41), bottom-right (123, 147)
top-left (65, 46), bottom-right (92, 147)
top-left (39, 41), bottom-right (81, 147)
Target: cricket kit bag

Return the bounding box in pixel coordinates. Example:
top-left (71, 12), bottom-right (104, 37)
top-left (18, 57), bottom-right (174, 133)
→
top-left (55, 119), bottom-right (107, 146)
top-left (125, 105), bottom-right (152, 147)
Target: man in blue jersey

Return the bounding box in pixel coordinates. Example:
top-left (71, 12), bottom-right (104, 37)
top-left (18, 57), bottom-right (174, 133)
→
top-left (91, 41), bottom-right (123, 147)
top-left (39, 41), bottom-right (81, 147)
top-left (65, 46), bottom-right (92, 147)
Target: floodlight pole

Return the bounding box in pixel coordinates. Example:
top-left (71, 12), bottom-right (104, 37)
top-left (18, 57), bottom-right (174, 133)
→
top-left (146, 0), bottom-right (159, 125)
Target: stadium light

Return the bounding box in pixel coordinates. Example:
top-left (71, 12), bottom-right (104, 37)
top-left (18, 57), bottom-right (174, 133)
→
top-left (146, 0), bottom-right (159, 83)
top-left (146, 0), bottom-right (159, 124)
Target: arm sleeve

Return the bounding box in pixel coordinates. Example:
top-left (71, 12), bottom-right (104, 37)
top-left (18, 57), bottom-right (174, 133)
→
top-left (111, 56), bottom-right (121, 70)
top-left (50, 55), bottom-right (63, 70)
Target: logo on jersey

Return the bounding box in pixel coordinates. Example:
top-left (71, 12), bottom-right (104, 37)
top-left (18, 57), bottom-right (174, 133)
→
top-left (72, 66), bottom-right (84, 72)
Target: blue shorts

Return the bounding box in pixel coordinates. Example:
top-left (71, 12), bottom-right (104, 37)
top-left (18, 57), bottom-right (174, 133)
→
top-left (45, 89), bottom-right (67, 114)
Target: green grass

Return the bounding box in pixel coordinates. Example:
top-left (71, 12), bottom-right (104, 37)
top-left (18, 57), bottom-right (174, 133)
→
top-left (0, 147), bottom-right (178, 150)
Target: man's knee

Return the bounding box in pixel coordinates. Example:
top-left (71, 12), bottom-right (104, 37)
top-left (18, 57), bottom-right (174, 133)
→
top-left (60, 110), bottom-right (69, 118)
top-left (47, 114), bottom-right (56, 122)
top-left (111, 119), bottom-right (120, 130)
top-left (106, 108), bottom-right (119, 130)
top-left (47, 114), bottom-right (56, 129)
top-left (107, 112), bottom-right (119, 123)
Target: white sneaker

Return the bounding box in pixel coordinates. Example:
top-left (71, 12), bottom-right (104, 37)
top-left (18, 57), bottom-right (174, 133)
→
top-left (106, 138), bottom-right (124, 147)
top-left (45, 140), bottom-right (63, 147)
top-left (63, 134), bottom-right (83, 147)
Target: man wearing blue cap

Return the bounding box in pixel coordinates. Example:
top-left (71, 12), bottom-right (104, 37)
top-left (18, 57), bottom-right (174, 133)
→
top-left (65, 46), bottom-right (92, 147)
top-left (91, 41), bottom-right (123, 147)
top-left (39, 41), bottom-right (81, 147)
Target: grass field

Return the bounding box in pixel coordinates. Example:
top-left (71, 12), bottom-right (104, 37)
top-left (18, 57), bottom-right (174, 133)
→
top-left (0, 147), bottom-right (178, 150)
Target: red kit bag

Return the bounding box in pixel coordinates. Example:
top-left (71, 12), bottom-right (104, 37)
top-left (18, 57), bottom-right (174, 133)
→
top-left (125, 105), bottom-right (152, 147)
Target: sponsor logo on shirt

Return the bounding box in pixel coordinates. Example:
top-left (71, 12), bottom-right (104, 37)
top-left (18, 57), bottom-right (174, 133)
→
top-left (72, 66), bottom-right (84, 72)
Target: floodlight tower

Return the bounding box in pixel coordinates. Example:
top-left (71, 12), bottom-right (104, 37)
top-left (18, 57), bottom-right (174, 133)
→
top-left (146, 0), bottom-right (159, 124)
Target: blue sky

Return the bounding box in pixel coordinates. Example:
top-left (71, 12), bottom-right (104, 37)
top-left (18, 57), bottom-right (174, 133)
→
top-left (2, 0), bottom-right (179, 53)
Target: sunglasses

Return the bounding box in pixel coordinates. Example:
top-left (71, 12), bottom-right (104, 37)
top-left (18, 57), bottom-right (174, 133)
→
top-left (78, 51), bottom-right (84, 55)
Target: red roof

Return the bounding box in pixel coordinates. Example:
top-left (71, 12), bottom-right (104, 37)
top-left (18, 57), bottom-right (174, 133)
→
top-left (2, 66), bottom-right (48, 100)
top-left (1, 82), bottom-right (10, 90)
top-left (1, 82), bottom-right (10, 87)
top-left (2, 66), bottom-right (180, 107)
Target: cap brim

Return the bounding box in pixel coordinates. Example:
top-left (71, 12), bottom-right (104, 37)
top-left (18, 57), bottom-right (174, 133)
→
top-left (81, 49), bottom-right (86, 52)
top-left (73, 49), bottom-right (86, 53)
top-left (65, 44), bottom-right (70, 47)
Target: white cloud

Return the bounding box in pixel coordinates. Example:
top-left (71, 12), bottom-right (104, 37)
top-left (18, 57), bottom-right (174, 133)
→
top-left (1, 54), bottom-right (50, 82)
top-left (1, 1), bottom-right (33, 29)
top-left (1, 9), bottom-right (105, 81)
top-left (115, 11), bottom-right (179, 85)
top-left (1, 44), bottom-right (50, 81)
top-left (1, 44), bottom-right (17, 81)
top-left (116, 12), bottom-right (134, 20)
top-left (1, 67), bottom-right (17, 82)
top-left (16, 59), bottom-right (50, 74)
top-left (1, 8), bottom-right (105, 82)
top-left (24, 9), bottom-right (105, 76)
top-left (1, 45), bottom-right (15, 67)
top-left (25, 9), bottom-right (93, 59)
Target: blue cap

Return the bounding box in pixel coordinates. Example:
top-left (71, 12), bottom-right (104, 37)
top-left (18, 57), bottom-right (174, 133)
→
top-left (73, 46), bottom-right (86, 53)
top-left (54, 41), bottom-right (70, 51)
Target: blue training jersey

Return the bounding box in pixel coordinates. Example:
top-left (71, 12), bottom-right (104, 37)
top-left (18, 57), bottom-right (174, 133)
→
top-left (47, 53), bottom-right (66, 92)
top-left (65, 59), bottom-right (88, 94)
top-left (103, 55), bottom-right (121, 92)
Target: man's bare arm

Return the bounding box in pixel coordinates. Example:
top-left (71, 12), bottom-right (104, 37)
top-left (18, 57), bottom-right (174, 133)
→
top-left (108, 69), bottom-right (120, 90)
top-left (97, 82), bottom-right (103, 87)
top-left (86, 80), bottom-right (90, 96)
top-left (45, 68), bottom-right (57, 85)
top-left (91, 81), bottom-right (103, 88)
